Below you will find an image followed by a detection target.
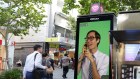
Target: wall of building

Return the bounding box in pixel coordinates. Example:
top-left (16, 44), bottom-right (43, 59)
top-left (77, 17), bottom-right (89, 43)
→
top-left (47, 0), bottom-right (58, 37)
top-left (54, 13), bottom-right (69, 29)
top-left (0, 30), bottom-right (6, 69)
top-left (14, 0), bottom-right (75, 67)
top-left (0, 45), bottom-right (6, 69)
top-left (14, 0), bottom-right (75, 43)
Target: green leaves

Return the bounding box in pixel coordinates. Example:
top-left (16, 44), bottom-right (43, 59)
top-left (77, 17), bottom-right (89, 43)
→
top-left (62, 0), bottom-right (140, 40)
top-left (67, 16), bottom-right (76, 30)
top-left (0, 68), bottom-right (22, 79)
top-left (0, 0), bottom-right (51, 37)
top-left (63, 0), bottom-right (140, 15)
top-left (67, 15), bottom-right (76, 38)
top-left (63, 0), bottom-right (80, 14)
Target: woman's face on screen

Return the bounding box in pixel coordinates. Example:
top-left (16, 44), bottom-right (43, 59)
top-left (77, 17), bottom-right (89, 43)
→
top-left (86, 32), bottom-right (99, 50)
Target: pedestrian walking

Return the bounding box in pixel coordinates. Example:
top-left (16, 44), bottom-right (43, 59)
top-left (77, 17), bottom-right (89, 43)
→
top-left (42, 53), bottom-right (53, 79)
top-left (49, 57), bottom-right (55, 70)
top-left (23, 45), bottom-right (47, 79)
top-left (71, 58), bottom-right (75, 70)
top-left (60, 56), bottom-right (63, 68)
top-left (62, 54), bottom-right (71, 78)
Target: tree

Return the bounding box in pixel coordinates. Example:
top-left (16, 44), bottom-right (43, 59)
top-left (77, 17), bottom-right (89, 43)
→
top-left (0, 0), bottom-right (51, 69)
top-left (63, 0), bottom-right (140, 15)
top-left (63, 0), bottom-right (140, 35)
top-left (67, 15), bottom-right (76, 39)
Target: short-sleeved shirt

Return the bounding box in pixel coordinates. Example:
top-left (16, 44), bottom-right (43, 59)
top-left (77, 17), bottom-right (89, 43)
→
top-left (62, 56), bottom-right (70, 66)
top-left (81, 50), bottom-right (109, 79)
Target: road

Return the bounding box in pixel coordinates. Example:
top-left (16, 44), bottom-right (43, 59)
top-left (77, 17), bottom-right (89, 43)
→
top-left (53, 67), bottom-right (74, 79)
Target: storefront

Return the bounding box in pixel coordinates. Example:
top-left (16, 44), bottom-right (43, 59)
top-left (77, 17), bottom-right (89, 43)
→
top-left (0, 33), bottom-right (15, 70)
top-left (0, 42), bottom-right (5, 70)
top-left (46, 37), bottom-right (75, 65)
top-left (14, 42), bottom-right (49, 66)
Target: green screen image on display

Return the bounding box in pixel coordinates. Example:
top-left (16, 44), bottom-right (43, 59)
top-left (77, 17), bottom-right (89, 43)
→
top-left (77, 20), bottom-right (110, 79)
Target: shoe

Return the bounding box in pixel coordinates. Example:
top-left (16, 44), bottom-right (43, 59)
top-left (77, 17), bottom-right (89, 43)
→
top-left (64, 76), bottom-right (67, 78)
top-left (62, 75), bottom-right (64, 78)
top-left (62, 75), bottom-right (67, 78)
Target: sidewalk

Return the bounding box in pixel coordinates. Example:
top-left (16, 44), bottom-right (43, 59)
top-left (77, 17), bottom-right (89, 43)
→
top-left (53, 67), bottom-right (74, 79)
top-left (12, 67), bottom-right (74, 79)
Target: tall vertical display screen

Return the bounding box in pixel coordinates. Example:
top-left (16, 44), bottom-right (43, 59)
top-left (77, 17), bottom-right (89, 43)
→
top-left (75, 13), bottom-right (114, 79)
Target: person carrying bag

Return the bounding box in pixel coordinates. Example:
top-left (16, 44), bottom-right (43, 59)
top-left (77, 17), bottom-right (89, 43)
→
top-left (23, 45), bottom-right (47, 79)
top-left (42, 53), bottom-right (53, 79)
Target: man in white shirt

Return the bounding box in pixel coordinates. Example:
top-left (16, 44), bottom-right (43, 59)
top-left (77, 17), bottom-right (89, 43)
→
top-left (78, 30), bottom-right (109, 79)
top-left (23, 45), bottom-right (47, 79)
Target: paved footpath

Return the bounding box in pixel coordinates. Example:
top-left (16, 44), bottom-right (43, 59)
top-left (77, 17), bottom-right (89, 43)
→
top-left (53, 67), bottom-right (74, 79)
top-left (2, 67), bottom-right (74, 79)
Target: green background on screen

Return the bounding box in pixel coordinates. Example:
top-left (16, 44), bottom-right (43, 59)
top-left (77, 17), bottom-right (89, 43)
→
top-left (77, 20), bottom-right (110, 79)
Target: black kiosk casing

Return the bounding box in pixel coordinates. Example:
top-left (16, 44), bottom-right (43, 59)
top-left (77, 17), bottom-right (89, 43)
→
top-left (75, 13), bottom-right (116, 79)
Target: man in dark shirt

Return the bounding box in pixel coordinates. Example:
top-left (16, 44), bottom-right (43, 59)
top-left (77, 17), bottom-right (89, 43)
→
top-left (49, 58), bottom-right (55, 70)
top-left (42, 53), bottom-right (53, 79)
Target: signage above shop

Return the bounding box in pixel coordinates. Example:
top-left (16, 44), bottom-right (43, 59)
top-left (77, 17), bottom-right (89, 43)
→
top-left (46, 37), bottom-right (59, 42)
top-left (49, 43), bottom-right (59, 48)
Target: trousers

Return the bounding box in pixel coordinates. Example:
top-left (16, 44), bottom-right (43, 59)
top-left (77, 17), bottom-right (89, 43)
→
top-left (62, 66), bottom-right (69, 78)
top-left (26, 71), bottom-right (34, 79)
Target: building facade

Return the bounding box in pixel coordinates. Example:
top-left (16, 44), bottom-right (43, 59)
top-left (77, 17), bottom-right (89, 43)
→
top-left (14, 0), bottom-right (75, 66)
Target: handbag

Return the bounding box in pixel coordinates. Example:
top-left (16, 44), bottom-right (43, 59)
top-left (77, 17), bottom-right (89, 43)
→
top-left (32, 53), bottom-right (42, 79)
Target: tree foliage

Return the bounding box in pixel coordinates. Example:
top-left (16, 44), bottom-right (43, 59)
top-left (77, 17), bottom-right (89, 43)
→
top-left (0, 0), bottom-right (51, 36)
top-left (63, 0), bottom-right (140, 15)
top-left (67, 15), bottom-right (76, 38)
top-left (0, 0), bottom-right (51, 69)
top-left (67, 15), bottom-right (76, 32)
top-left (63, 0), bottom-right (140, 35)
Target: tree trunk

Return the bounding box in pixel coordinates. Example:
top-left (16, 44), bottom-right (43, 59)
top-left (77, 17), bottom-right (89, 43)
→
top-left (5, 30), bottom-right (11, 70)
